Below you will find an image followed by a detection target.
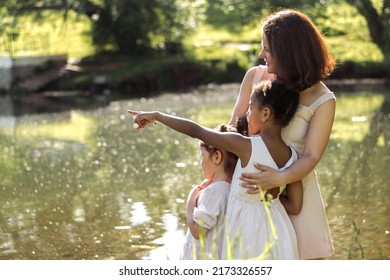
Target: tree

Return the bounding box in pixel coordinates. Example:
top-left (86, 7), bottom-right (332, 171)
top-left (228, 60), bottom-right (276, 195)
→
top-left (209, 0), bottom-right (389, 60)
top-left (346, 0), bottom-right (390, 58)
top-left (1, 0), bottom-right (206, 55)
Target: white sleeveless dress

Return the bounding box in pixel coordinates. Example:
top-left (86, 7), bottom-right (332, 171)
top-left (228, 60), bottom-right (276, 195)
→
top-left (222, 137), bottom-right (299, 259)
top-left (253, 65), bottom-right (335, 259)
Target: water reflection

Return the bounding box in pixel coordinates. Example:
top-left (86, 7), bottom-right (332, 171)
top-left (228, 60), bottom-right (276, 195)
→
top-left (148, 213), bottom-right (185, 260)
top-left (0, 84), bottom-right (389, 260)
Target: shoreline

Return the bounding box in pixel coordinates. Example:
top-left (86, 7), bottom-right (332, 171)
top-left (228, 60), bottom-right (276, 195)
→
top-left (1, 77), bottom-right (388, 117)
top-left (325, 77), bottom-right (390, 87)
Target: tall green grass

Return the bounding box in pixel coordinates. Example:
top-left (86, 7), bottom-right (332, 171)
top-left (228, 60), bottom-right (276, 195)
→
top-left (349, 219), bottom-right (366, 259)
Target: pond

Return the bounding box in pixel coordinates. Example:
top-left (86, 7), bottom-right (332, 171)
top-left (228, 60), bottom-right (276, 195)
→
top-left (0, 83), bottom-right (389, 260)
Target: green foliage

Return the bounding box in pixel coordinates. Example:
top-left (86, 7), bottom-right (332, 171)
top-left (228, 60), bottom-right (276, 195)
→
top-left (0, 11), bottom-right (93, 58)
top-left (0, 0), bottom-right (387, 81)
top-left (206, 0), bottom-right (331, 26)
top-left (91, 0), bottom-right (206, 55)
top-left (1, 0), bottom-right (207, 56)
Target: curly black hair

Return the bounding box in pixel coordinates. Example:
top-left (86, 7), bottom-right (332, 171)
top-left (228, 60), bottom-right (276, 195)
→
top-left (252, 80), bottom-right (299, 127)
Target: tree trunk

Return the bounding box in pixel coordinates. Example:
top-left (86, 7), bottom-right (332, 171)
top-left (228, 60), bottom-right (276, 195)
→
top-left (347, 0), bottom-right (390, 59)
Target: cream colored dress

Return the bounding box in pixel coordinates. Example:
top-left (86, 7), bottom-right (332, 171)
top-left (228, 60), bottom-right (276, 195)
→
top-left (180, 181), bottom-right (230, 260)
top-left (222, 137), bottom-right (299, 260)
top-left (253, 65), bottom-right (335, 259)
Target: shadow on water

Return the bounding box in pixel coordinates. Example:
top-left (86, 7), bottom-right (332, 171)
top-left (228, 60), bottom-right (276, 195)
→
top-left (0, 82), bottom-right (389, 260)
top-left (319, 87), bottom-right (390, 260)
top-left (326, 89), bottom-right (390, 206)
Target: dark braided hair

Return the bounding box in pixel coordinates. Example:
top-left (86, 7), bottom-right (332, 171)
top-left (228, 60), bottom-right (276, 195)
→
top-left (234, 116), bottom-right (249, 136)
top-left (252, 80), bottom-right (299, 127)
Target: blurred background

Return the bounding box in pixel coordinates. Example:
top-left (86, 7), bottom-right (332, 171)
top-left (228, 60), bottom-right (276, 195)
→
top-left (0, 0), bottom-right (389, 260)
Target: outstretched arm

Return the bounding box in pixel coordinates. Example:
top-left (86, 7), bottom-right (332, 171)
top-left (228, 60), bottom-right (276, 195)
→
top-left (128, 110), bottom-right (249, 161)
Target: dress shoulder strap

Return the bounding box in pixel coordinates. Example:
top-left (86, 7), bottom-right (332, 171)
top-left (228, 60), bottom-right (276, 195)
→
top-left (309, 91), bottom-right (336, 111)
top-left (252, 65), bottom-right (267, 85)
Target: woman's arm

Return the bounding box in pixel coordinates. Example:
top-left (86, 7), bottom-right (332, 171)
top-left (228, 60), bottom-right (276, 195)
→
top-left (240, 99), bottom-right (336, 188)
top-left (228, 67), bottom-right (257, 125)
top-left (280, 181), bottom-right (303, 215)
top-left (229, 65), bottom-right (275, 126)
top-left (186, 186), bottom-right (209, 239)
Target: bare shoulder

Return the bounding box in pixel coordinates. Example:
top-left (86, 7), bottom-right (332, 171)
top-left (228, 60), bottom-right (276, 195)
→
top-left (238, 66), bottom-right (259, 89)
top-left (244, 66), bottom-right (259, 78)
top-left (300, 82), bottom-right (333, 106)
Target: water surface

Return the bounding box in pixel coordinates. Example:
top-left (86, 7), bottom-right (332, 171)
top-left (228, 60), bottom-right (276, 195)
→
top-left (0, 83), bottom-right (389, 260)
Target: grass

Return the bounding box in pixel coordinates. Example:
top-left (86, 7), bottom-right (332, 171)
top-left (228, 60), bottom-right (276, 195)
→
top-left (192, 189), bottom-right (281, 260)
top-left (349, 219), bottom-right (366, 259)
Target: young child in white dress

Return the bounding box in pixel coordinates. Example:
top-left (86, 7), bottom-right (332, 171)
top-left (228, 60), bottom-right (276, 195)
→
top-left (129, 79), bottom-right (302, 260)
top-left (180, 124), bottom-right (238, 259)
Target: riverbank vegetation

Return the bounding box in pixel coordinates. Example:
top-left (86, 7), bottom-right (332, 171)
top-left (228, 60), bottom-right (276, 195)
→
top-left (1, 0), bottom-right (388, 98)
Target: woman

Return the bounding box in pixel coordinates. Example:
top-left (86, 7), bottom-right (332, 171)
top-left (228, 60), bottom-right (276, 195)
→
top-left (230, 9), bottom-right (336, 260)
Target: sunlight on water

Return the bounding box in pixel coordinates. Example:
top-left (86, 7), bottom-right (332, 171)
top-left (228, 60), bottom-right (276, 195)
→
top-left (351, 116), bottom-right (368, 122)
top-left (130, 202), bottom-right (151, 226)
top-left (0, 84), bottom-right (389, 260)
top-left (147, 213), bottom-right (185, 260)
top-left (72, 208), bottom-right (86, 223)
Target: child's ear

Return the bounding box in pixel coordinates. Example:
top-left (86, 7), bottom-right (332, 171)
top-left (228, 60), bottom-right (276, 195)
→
top-left (262, 107), bottom-right (272, 122)
top-left (213, 150), bottom-right (223, 165)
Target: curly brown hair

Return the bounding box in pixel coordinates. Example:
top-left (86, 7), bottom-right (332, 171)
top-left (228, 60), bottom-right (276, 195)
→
top-left (199, 124), bottom-right (238, 180)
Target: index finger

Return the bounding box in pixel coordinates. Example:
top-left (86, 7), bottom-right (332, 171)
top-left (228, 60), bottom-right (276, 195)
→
top-left (240, 172), bottom-right (259, 180)
top-left (127, 110), bottom-right (138, 117)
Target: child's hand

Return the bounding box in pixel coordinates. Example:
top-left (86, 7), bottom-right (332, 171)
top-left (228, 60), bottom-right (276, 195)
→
top-left (187, 185), bottom-right (202, 204)
top-left (196, 178), bottom-right (211, 191)
top-left (128, 110), bottom-right (156, 131)
top-left (187, 179), bottom-right (211, 205)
